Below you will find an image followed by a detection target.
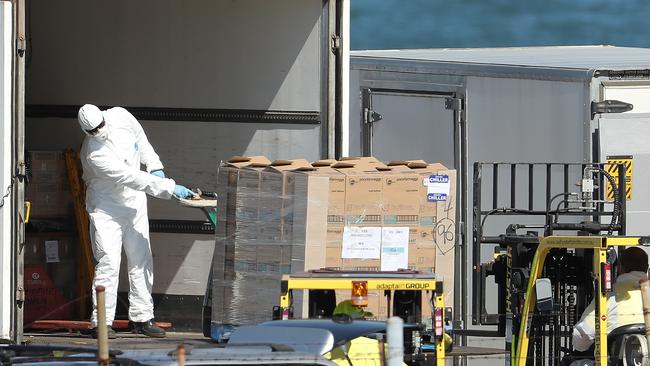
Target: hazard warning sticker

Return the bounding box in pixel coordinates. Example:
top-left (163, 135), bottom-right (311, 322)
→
top-left (605, 155), bottom-right (633, 201)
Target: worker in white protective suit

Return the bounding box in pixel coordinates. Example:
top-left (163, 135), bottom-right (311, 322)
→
top-left (566, 246), bottom-right (649, 366)
top-left (78, 104), bottom-right (195, 339)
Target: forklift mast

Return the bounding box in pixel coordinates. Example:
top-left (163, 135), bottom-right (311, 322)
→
top-left (469, 162), bottom-right (627, 366)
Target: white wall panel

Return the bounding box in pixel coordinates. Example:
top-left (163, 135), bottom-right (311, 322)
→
top-left (26, 0), bottom-right (322, 111)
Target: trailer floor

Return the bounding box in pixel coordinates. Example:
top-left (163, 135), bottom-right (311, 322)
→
top-left (23, 331), bottom-right (212, 350)
top-left (447, 346), bottom-right (507, 356)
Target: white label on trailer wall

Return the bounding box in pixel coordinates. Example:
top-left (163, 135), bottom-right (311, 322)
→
top-left (603, 83), bottom-right (650, 114)
top-left (0, 1), bottom-right (13, 341)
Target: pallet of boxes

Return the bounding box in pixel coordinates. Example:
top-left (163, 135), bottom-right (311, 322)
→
top-left (24, 151), bottom-right (78, 326)
top-left (211, 156), bottom-right (456, 334)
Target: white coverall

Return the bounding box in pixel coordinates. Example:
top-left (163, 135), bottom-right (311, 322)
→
top-left (80, 107), bottom-right (176, 327)
top-left (572, 271), bottom-right (647, 352)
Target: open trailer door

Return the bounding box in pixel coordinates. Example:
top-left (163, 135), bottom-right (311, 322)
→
top-left (1, 0), bottom-right (13, 343)
top-left (1, 0), bottom-right (26, 344)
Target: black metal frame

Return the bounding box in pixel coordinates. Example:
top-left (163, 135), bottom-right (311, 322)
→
top-left (471, 162), bottom-right (627, 329)
top-left (26, 104), bottom-right (321, 125)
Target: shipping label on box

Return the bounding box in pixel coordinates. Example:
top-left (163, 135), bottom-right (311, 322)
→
top-left (425, 174), bottom-right (451, 202)
top-left (342, 226), bottom-right (381, 259)
top-left (416, 164), bottom-right (448, 225)
top-left (340, 226), bottom-right (382, 270)
top-left (380, 227), bottom-right (409, 271)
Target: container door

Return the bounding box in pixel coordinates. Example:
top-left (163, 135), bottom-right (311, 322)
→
top-left (361, 88), bottom-right (458, 168)
top-left (598, 83), bottom-right (650, 236)
top-left (360, 87), bottom-right (464, 317)
top-left (0, 1), bottom-right (14, 342)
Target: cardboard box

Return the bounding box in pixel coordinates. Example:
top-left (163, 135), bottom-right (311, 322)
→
top-left (334, 162), bottom-right (383, 226)
top-left (27, 151), bottom-right (68, 183)
top-left (213, 156), bottom-right (271, 325)
top-left (287, 169), bottom-right (330, 318)
top-left (312, 166), bottom-right (346, 227)
top-left (24, 265), bottom-right (74, 324)
top-left (215, 157), bottom-right (332, 324)
top-left (326, 224), bottom-right (344, 249)
top-left (413, 163), bottom-right (457, 307)
top-left (215, 156), bottom-right (271, 239)
top-left (258, 160), bottom-right (312, 243)
top-left (380, 168), bottom-right (420, 226)
top-left (312, 159), bottom-right (337, 167)
top-left (25, 182), bottom-right (73, 219)
top-left (325, 244), bottom-right (342, 268)
top-left (339, 156), bottom-right (381, 163)
top-left (289, 168), bottom-right (330, 272)
top-left (23, 233), bottom-right (78, 323)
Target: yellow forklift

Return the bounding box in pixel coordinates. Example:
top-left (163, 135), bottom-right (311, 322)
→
top-left (266, 162), bottom-right (646, 366)
top-left (468, 162), bottom-right (648, 366)
top-left (272, 269), bottom-right (448, 366)
top-left (512, 235), bottom-right (649, 366)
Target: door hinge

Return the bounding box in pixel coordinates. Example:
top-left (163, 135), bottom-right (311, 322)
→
top-left (331, 34), bottom-right (341, 53)
top-left (16, 160), bottom-right (26, 182)
top-left (17, 35), bottom-right (26, 58)
top-left (16, 286), bottom-right (24, 303)
top-left (591, 100), bottom-right (633, 119)
top-left (363, 108), bottom-right (383, 124)
top-left (445, 97), bottom-right (463, 111)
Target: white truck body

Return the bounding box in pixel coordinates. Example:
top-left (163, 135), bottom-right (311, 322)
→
top-left (1, 0), bottom-right (349, 342)
top-left (349, 46), bottom-right (650, 363)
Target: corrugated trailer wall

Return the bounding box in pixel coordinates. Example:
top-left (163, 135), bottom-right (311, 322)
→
top-left (23, 0), bottom-right (324, 330)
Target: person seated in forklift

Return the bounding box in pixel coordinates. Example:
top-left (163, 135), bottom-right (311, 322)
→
top-left (568, 247), bottom-right (648, 363)
top-left (326, 299), bottom-right (453, 366)
top-left (326, 300), bottom-right (395, 366)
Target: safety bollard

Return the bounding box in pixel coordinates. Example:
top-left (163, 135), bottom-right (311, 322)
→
top-left (96, 285), bottom-right (109, 366)
top-left (177, 343), bottom-right (186, 366)
top-left (386, 316), bottom-right (404, 366)
top-left (639, 279), bottom-right (650, 366)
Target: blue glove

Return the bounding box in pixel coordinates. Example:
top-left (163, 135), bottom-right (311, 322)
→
top-left (174, 185), bottom-right (194, 199)
top-left (151, 170), bottom-right (165, 179)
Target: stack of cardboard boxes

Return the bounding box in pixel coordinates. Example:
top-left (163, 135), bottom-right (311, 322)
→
top-left (24, 151), bottom-right (77, 324)
top-left (212, 155), bottom-right (456, 326)
top-left (26, 151), bottom-right (74, 219)
top-left (213, 157), bottom-right (330, 325)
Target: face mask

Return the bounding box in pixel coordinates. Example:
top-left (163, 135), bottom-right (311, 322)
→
top-left (95, 126), bottom-right (108, 140)
top-left (94, 125), bottom-right (109, 140)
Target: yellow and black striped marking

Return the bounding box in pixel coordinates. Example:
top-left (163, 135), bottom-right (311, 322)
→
top-left (605, 155), bottom-right (633, 201)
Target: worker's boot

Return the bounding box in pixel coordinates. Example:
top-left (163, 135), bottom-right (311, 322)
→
top-left (90, 326), bottom-right (117, 339)
top-left (130, 319), bottom-right (166, 338)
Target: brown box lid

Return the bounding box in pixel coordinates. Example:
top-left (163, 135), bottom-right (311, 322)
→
top-left (223, 155), bottom-right (271, 168)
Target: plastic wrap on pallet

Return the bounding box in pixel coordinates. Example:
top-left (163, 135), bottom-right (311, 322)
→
top-left (212, 158), bottom-right (329, 327)
top-left (211, 156), bottom-right (457, 327)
